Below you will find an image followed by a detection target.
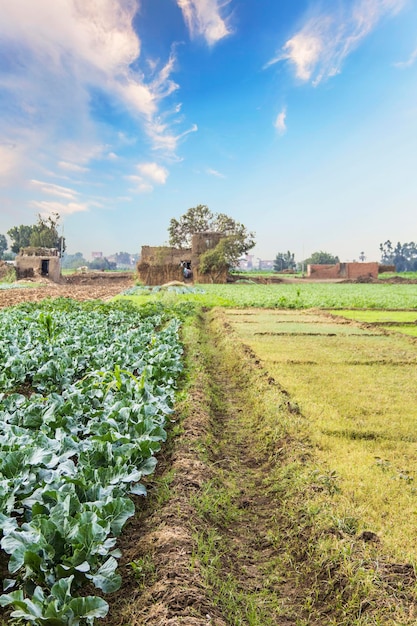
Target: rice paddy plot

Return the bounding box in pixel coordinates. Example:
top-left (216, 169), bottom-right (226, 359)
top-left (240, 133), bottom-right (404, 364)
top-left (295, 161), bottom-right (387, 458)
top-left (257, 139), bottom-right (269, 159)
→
top-left (224, 307), bottom-right (417, 561)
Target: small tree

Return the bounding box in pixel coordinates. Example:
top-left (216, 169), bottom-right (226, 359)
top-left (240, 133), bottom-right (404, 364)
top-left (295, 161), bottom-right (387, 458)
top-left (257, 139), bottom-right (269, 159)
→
top-left (0, 234), bottom-right (7, 259)
top-left (7, 225), bottom-right (33, 254)
top-left (30, 213), bottom-right (66, 254)
top-left (304, 251), bottom-right (340, 265)
top-left (115, 252), bottom-right (131, 266)
top-left (89, 257), bottom-right (117, 271)
top-left (199, 236), bottom-right (245, 281)
top-left (61, 252), bottom-right (88, 270)
top-left (273, 251), bottom-right (296, 272)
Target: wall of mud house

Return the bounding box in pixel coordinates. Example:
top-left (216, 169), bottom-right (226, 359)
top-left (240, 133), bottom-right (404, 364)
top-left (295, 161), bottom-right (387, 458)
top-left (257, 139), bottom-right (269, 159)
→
top-left (136, 262), bottom-right (229, 285)
top-left (345, 262), bottom-right (379, 280)
top-left (307, 262), bottom-right (379, 280)
top-left (140, 246), bottom-right (192, 266)
top-left (16, 255), bottom-right (61, 282)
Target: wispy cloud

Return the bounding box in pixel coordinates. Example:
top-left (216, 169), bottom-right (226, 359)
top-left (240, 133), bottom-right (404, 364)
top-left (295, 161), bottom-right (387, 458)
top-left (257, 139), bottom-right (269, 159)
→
top-left (274, 108), bottom-right (287, 135)
top-left (177, 0), bottom-right (232, 45)
top-left (267, 0), bottom-right (407, 84)
top-left (206, 168), bottom-right (226, 178)
top-left (58, 161), bottom-right (89, 174)
top-left (30, 179), bottom-right (79, 200)
top-left (394, 45), bottom-right (417, 68)
top-left (31, 200), bottom-right (89, 216)
top-left (0, 143), bottom-right (22, 184)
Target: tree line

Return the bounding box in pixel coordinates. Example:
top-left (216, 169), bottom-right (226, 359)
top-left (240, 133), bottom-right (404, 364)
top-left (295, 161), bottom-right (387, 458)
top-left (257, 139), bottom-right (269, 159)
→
top-left (379, 241), bottom-right (417, 272)
top-left (0, 213), bottom-right (65, 260)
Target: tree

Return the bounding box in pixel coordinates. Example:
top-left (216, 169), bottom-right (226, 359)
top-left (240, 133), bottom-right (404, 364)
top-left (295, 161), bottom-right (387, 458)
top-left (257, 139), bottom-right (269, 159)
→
top-left (379, 240), bottom-right (417, 272)
top-left (89, 257), bottom-right (117, 271)
top-left (168, 204), bottom-right (255, 269)
top-left (115, 251), bottom-right (131, 266)
top-left (7, 213), bottom-right (65, 255)
top-left (274, 251), bottom-right (296, 272)
top-left (7, 224), bottom-right (33, 254)
top-left (304, 251), bottom-right (340, 265)
top-left (0, 234), bottom-right (7, 259)
top-left (29, 213), bottom-right (65, 254)
top-left (61, 252), bottom-right (88, 270)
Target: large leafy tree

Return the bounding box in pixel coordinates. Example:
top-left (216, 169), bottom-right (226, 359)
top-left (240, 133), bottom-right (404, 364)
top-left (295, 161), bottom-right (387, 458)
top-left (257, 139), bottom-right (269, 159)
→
top-left (379, 240), bottom-right (417, 272)
top-left (168, 204), bottom-right (255, 268)
top-left (273, 251), bottom-right (296, 271)
top-left (7, 213), bottom-right (65, 254)
top-left (304, 251), bottom-right (340, 265)
top-left (0, 234), bottom-right (7, 259)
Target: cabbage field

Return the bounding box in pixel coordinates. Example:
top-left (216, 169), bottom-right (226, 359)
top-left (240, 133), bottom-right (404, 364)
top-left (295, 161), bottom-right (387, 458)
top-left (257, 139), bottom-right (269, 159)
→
top-left (0, 299), bottom-right (183, 625)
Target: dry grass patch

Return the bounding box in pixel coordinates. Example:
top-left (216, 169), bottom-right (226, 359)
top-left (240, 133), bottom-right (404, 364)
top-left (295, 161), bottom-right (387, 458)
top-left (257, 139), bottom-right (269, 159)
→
top-left (224, 308), bottom-right (417, 563)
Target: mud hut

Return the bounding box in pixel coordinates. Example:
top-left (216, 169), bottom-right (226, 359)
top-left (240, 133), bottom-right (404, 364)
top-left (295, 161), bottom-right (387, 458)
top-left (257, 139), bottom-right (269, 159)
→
top-left (15, 247), bottom-right (61, 282)
top-left (137, 232), bottom-right (228, 285)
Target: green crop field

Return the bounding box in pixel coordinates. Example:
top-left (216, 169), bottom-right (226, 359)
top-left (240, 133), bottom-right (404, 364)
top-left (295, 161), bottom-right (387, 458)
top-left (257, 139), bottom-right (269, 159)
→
top-left (0, 299), bottom-right (183, 624)
top-left (119, 282), bottom-right (417, 310)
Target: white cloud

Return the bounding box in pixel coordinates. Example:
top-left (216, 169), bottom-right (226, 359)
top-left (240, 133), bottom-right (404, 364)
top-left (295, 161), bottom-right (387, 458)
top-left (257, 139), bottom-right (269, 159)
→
top-left (126, 161), bottom-right (170, 192)
top-left (31, 200), bottom-right (89, 216)
top-left (268, 0), bottom-right (407, 84)
top-left (274, 108), bottom-right (287, 135)
top-left (137, 162), bottom-right (169, 185)
top-left (177, 0), bottom-right (232, 45)
top-left (30, 179), bottom-right (79, 200)
top-left (206, 168), bottom-right (226, 178)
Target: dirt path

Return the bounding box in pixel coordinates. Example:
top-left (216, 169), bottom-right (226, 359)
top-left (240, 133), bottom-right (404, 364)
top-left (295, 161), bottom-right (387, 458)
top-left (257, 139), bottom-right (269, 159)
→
top-left (100, 309), bottom-right (310, 625)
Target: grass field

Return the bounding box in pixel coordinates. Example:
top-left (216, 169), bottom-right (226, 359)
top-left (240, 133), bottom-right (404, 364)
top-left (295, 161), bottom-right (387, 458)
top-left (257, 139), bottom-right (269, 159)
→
top-left (224, 308), bottom-right (417, 563)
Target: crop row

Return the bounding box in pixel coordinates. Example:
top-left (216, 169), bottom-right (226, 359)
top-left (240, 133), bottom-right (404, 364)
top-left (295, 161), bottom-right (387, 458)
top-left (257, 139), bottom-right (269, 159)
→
top-left (0, 299), bottom-right (183, 625)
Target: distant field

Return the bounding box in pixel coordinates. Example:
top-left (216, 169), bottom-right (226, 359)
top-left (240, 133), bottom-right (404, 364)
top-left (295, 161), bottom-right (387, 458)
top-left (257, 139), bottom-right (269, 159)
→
top-left (120, 282), bottom-right (417, 310)
top-left (225, 308), bottom-right (417, 562)
top-left (330, 309), bottom-right (417, 337)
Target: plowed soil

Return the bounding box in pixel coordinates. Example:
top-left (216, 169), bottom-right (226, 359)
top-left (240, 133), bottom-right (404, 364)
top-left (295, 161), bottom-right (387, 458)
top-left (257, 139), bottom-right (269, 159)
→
top-left (0, 273), bottom-right (134, 309)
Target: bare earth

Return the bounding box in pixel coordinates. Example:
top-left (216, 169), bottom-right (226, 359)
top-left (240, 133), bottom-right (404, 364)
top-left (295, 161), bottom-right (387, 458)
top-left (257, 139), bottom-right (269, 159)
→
top-left (0, 273), bottom-right (134, 309)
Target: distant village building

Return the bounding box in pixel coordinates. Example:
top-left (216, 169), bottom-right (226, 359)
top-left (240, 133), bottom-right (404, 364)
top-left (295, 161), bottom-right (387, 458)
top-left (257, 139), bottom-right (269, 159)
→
top-left (15, 247), bottom-right (61, 282)
top-left (91, 251), bottom-right (103, 259)
top-left (137, 232), bottom-right (227, 285)
top-left (307, 262), bottom-right (379, 281)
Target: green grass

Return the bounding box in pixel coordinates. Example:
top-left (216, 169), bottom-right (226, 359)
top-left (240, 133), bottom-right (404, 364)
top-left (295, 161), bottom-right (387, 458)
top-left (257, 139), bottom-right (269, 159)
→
top-left (224, 308), bottom-right (417, 563)
top-left (330, 310), bottom-right (417, 323)
top-left (185, 308), bottom-right (416, 624)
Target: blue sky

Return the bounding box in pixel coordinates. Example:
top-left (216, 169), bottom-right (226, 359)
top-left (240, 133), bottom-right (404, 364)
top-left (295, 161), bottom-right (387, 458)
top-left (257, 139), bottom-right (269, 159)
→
top-left (1, 0), bottom-right (417, 263)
